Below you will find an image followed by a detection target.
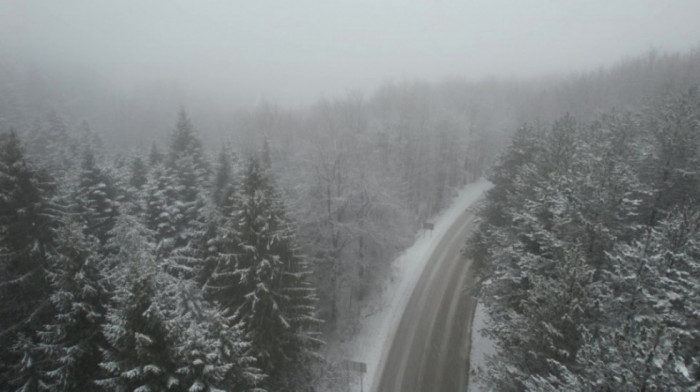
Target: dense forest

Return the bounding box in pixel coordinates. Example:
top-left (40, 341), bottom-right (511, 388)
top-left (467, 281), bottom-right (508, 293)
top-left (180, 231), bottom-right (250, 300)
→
top-left (1, 46), bottom-right (700, 391)
top-left (470, 78), bottom-right (700, 388)
top-left (0, 111), bottom-right (325, 391)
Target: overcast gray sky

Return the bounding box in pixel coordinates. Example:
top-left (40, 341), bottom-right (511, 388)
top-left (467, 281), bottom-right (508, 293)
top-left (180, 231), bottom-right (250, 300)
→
top-left (2, 0), bottom-right (700, 105)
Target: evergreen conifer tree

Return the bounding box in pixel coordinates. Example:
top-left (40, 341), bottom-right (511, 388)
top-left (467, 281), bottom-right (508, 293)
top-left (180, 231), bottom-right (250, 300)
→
top-left (7, 333), bottom-right (51, 392)
top-left (160, 275), bottom-right (263, 391)
top-left (97, 215), bottom-right (179, 392)
top-left (212, 145), bottom-right (239, 214)
top-left (0, 130), bottom-right (59, 389)
top-left (232, 157), bottom-right (321, 391)
top-left (143, 164), bottom-right (179, 254)
top-left (38, 220), bottom-right (107, 392)
top-left (99, 214), bottom-right (263, 391)
top-left (73, 149), bottom-right (120, 251)
top-left (164, 110), bottom-right (209, 251)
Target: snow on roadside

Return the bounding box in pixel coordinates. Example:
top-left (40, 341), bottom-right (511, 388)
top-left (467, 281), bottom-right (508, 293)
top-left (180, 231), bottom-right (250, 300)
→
top-left (468, 301), bottom-right (496, 392)
top-left (329, 178), bottom-right (492, 391)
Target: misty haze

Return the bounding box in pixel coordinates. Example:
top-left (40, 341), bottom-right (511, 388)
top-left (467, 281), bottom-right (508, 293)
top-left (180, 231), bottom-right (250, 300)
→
top-left (1, 1), bottom-right (699, 391)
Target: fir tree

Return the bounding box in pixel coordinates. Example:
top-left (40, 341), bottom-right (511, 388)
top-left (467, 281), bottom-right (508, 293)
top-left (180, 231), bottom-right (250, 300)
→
top-left (73, 149), bottom-right (120, 251)
top-left (38, 221), bottom-right (107, 392)
top-left (0, 130), bottom-right (59, 389)
top-left (160, 275), bottom-right (263, 391)
top-left (7, 333), bottom-right (51, 392)
top-left (168, 109), bottom-right (205, 169)
top-left (99, 215), bottom-right (263, 392)
top-left (143, 164), bottom-right (179, 254)
top-left (212, 145), bottom-right (239, 214)
top-left (232, 157), bottom-right (321, 391)
top-left (97, 215), bottom-right (179, 392)
top-left (165, 110), bottom-right (209, 251)
top-left (199, 145), bottom-right (242, 292)
top-left (201, 199), bottom-right (245, 315)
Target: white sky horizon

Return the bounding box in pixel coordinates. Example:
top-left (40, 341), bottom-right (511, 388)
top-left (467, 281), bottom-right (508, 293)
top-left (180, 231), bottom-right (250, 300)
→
top-left (2, 1), bottom-right (699, 107)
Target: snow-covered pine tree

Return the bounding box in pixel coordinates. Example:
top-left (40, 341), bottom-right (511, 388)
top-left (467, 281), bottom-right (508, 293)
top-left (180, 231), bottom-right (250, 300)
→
top-left (38, 220), bottom-right (107, 392)
top-left (232, 156), bottom-right (322, 391)
top-left (143, 164), bottom-right (179, 255)
top-left (165, 109), bottom-right (209, 251)
top-left (73, 148), bottom-right (120, 252)
top-left (201, 171), bottom-right (245, 315)
top-left (0, 130), bottom-right (60, 390)
top-left (201, 183), bottom-right (245, 318)
top-left (194, 208), bottom-right (229, 293)
top-left (147, 110), bottom-right (214, 283)
top-left (212, 145), bottom-right (240, 215)
top-left (97, 215), bottom-right (180, 392)
top-left (162, 157), bottom-right (209, 278)
top-left (100, 213), bottom-right (263, 392)
top-left (164, 201), bottom-right (215, 283)
top-left (159, 274), bottom-right (264, 391)
top-left (197, 144), bottom-right (242, 292)
top-left (477, 123), bottom-right (543, 230)
top-left (168, 109), bottom-right (205, 170)
top-left (7, 333), bottom-right (51, 392)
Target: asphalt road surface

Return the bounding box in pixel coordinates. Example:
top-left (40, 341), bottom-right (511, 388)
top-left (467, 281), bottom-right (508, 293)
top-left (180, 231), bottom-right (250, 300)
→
top-left (373, 208), bottom-right (479, 392)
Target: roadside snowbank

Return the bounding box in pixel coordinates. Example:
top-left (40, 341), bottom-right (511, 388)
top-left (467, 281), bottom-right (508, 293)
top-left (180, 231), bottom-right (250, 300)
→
top-left (468, 302), bottom-right (496, 392)
top-left (330, 178), bottom-right (492, 391)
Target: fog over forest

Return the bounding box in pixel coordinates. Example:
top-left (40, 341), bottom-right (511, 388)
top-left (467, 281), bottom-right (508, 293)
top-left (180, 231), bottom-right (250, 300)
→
top-left (1, 2), bottom-right (700, 392)
top-left (2, 1), bottom-right (700, 129)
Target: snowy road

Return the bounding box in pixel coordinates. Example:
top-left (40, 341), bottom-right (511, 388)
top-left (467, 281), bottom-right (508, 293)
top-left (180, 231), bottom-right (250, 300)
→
top-left (373, 208), bottom-right (481, 392)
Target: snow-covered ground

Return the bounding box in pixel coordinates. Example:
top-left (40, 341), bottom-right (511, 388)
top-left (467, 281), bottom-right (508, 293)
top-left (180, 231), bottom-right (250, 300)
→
top-left (327, 178), bottom-right (492, 391)
top-left (468, 301), bottom-right (496, 392)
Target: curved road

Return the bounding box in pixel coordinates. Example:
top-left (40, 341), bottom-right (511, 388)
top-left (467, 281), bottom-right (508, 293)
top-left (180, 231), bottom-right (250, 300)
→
top-left (373, 209), bottom-right (479, 392)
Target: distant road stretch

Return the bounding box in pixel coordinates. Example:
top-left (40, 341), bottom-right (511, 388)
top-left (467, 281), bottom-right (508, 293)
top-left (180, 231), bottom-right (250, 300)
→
top-left (373, 209), bottom-right (479, 392)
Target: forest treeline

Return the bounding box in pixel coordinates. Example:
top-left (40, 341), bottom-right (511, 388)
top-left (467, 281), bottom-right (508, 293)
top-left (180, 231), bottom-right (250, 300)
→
top-left (470, 88), bottom-right (700, 390)
top-left (0, 112), bottom-right (322, 391)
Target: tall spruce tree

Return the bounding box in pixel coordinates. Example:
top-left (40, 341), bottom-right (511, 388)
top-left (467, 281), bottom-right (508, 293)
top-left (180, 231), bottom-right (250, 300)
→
top-left (232, 157), bottom-right (321, 391)
top-left (201, 169), bottom-right (245, 314)
top-left (97, 215), bottom-right (179, 392)
top-left (73, 149), bottom-right (120, 251)
top-left (212, 145), bottom-right (239, 214)
top-left (99, 214), bottom-right (262, 392)
top-left (159, 274), bottom-right (264, 391)
top-left (38, 220), bottom-right (107, 392)
top-left (0, 130), bottom-right (60, 390)
top-left (143, 164), bottom-right (179, 254)
top-left (199, 145), bottom-right (242, 294)
top-left (165, 110), bottom-right (209, 251)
